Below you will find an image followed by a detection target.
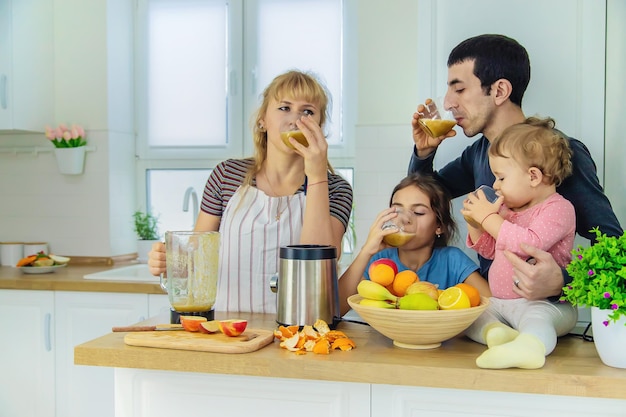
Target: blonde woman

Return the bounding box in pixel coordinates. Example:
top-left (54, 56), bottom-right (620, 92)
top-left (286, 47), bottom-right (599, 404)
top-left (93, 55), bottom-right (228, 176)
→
top-left (149, 70), bottom-right (353, 314)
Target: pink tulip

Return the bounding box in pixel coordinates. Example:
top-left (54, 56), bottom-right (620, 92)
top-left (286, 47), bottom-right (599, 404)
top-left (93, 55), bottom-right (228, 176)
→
top-left (55, 127), bottom-right (64, 139)
top-left (63, 130), bottom-right (72, 140)
top-left (59, 123), bottom-right (68, 132)
top-left (71, 124), bottom-right (85, 138)
top-left (45, 126), bottom-right (55, 140)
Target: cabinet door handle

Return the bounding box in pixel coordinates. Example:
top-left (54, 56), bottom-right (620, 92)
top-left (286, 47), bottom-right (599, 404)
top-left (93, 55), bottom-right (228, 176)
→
top-left (44, 313), bottom-right (52, 352)
top-left (0, 74), bottom-right (7, 109)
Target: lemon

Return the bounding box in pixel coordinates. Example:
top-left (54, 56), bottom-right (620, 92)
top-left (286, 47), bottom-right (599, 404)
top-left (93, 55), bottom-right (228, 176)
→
top-left (438, 287), bottom-right (471, 310)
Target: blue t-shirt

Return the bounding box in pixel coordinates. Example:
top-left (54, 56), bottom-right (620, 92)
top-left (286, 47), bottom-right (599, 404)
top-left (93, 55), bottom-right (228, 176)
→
top-left (364, 246), bottom-right (479, 290)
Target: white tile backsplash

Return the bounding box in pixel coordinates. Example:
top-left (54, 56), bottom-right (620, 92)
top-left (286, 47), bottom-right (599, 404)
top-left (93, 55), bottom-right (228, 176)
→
top-left (0, 130), bottom-right (136, 257)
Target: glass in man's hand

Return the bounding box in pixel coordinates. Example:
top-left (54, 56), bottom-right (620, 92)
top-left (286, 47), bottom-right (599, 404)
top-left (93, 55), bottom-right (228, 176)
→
top-left (417, 97), bottom-right (457, 138)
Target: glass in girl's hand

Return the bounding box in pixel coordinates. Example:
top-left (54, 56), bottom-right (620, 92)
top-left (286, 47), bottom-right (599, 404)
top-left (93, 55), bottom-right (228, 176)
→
top-left (382, 208), bottom-right (417, 247)
top-left (417, 97), bottom-right (457, 138)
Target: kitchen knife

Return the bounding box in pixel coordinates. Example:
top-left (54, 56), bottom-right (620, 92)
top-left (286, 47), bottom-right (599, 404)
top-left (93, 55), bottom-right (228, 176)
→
top-left (112, 324), bottom-right (184, 332)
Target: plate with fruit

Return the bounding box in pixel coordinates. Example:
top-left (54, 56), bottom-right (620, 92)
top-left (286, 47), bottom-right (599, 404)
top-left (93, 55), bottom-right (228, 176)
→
top-left (19, 264), bottom-right (67, 274)
top-left (16, 252), bottom-right (71, 274)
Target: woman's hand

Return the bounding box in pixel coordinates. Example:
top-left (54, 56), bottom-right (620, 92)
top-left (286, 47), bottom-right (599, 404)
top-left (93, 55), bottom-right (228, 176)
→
top-left (147, 241), bottom-right (166, 276)
top-left (292, 115), bottom-right (329, 182)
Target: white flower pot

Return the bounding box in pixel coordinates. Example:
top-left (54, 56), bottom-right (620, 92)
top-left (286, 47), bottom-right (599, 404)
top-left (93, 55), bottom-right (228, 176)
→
top-left (591, 306), bottom-right (626, 369)
top-left (54, 147), bottom-right (86, 175)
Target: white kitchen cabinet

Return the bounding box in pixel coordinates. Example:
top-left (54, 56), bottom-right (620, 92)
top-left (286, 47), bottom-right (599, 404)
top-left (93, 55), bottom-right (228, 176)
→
top-left (54, 291), bottom-right (148, 417)
top-left (0, 290), bottom-right (55, 417)
top-left (148, 293), bottom-right (171, 317)
top-left (371, 384), bottom-right (626, 417)
top-left (0, 0), bottom-right (53, 132)
top-left (115, 369), bottom-right (371, 417)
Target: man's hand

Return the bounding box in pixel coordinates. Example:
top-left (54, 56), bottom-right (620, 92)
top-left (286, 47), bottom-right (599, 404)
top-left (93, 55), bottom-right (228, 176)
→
top-left (503, 243), bottom-right (565, 300)
top-left (411, 99), bottom-right (456, 158)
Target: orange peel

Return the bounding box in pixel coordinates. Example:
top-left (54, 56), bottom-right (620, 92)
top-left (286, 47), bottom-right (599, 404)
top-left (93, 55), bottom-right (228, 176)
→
top-left (275, 319), bottom-right (356, 355)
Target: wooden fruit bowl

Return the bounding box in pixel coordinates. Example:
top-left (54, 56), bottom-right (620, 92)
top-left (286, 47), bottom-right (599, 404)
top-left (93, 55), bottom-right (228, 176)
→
top-left (347, 294), bottom-right (489, 349)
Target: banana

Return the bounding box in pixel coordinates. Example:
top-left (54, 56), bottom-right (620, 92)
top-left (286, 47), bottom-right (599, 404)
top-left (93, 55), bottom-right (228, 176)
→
top-left (357, 280), bottom-right (398, 303)
top-left (359, 299), bottom-right (396, 309)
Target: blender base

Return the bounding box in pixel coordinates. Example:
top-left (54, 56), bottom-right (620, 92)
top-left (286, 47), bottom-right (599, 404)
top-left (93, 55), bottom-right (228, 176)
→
top-left (170, 309), bottom-right (214, 324)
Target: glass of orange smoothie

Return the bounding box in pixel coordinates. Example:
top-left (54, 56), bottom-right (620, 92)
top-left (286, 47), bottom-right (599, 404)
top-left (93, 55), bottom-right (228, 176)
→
top-left (417, 97), bottom-right (457, 138)
top-left (381, 208), bottom-right (417, 247)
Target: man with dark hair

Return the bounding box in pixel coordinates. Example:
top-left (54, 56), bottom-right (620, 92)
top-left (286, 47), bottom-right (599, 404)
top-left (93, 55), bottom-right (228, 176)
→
top-left (408, 34), bottom-right (622, 300)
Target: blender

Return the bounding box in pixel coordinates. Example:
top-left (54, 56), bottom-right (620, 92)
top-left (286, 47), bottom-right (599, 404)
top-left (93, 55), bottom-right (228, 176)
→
top-left (160, 231), bottom-right (220, 324)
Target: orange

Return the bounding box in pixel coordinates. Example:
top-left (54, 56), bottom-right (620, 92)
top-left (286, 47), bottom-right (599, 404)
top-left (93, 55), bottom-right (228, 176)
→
top-left (455, 283), bottom-right (481, 307)
top-left (369, 263), bottom-right (396, 286)
top-left (386, 283), bottom-right (399, 297)
top-left (438, 287), bottom-right (471, 310)
top-left (392, 270), bottom-right (419, 297)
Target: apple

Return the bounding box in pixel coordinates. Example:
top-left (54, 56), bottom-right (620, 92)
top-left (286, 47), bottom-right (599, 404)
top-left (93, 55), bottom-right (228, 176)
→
top-left (179, 316), bottom-right (207, 332)
top-left (198, 320), bottom-right (220, 334)
top-left (369, 258), bottom-right (398, 275)
top-left (218, 319), bottom-right (248, 337)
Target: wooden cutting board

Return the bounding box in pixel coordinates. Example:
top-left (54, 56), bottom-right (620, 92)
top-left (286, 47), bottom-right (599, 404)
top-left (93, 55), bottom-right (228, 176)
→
top-left (124, 328), bottom-right (275, 353)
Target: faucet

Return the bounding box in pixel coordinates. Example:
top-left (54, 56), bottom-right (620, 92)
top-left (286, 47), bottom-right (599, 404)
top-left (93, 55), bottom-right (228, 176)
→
top-left (182, 187), bottom-right (199, 228)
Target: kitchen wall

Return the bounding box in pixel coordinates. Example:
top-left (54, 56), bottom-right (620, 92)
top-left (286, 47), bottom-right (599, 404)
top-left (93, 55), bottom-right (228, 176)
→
top-left (0, 0), bottom-right (137, 257)
top-left (0, 0), bottom-right (622, 258)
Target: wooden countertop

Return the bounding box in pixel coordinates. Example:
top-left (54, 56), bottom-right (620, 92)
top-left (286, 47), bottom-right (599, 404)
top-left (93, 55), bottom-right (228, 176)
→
top-left (0, 265), bottom-right (164, 294)
top-left (75, 313), bottom-right (626, 400)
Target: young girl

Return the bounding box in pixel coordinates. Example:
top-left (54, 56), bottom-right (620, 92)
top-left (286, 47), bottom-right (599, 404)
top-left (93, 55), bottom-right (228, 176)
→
top-left (338, 173), bottom-right (490, 316)
top-left (461, 117), bottom-right (577, 369)
top-left (149, 70), bottom-right (353, 314)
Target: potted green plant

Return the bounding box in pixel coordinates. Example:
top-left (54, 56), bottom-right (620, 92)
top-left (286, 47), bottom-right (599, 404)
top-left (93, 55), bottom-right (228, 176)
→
top-left (133, 210), bottom-right (160, 263)
top-left (561, 227), bottom-right (626, 368)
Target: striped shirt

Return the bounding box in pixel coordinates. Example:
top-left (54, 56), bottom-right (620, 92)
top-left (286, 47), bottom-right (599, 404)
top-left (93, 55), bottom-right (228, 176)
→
top-left (201, 158), bottom-right (353, 229)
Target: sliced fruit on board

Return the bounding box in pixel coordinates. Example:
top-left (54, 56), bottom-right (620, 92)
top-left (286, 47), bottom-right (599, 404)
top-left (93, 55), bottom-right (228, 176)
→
top-left (180, 316), bottom-right (208, 332)
top-left (218, 319), bottom-right (248, 337)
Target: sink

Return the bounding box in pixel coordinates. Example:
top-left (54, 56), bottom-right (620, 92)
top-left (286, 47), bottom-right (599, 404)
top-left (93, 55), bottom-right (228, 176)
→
top-left (83, 264), bottom-right (161, 282)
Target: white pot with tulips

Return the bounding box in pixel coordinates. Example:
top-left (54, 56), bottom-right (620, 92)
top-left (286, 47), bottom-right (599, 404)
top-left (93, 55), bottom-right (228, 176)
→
top-left (45, 124), bottom-right (87, 175)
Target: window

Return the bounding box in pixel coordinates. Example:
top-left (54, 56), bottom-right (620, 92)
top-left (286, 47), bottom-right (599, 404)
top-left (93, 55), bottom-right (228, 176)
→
top-left (135, 0), bottom-right (355, 239)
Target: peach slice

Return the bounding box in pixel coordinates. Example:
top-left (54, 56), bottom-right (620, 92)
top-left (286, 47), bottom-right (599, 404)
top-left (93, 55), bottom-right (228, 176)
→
top-left (180, 316), bottom-right (207, 332)
top-left (218, 319), bottom-right (248, 337)
top-left (198, 320), bottom-right (220, 334)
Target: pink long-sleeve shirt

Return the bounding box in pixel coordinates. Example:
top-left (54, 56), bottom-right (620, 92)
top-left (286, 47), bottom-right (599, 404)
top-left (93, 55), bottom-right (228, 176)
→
top-left (467, 192), bottom-right (576, 299)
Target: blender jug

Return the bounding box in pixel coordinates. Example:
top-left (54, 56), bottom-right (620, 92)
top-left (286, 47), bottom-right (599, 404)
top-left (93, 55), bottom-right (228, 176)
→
top-left (160, 231), bottom-right (220, 324)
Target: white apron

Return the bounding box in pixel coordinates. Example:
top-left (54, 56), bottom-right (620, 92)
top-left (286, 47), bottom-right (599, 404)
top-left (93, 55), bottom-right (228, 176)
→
top-left (215, 185), bottom-right (305, 313)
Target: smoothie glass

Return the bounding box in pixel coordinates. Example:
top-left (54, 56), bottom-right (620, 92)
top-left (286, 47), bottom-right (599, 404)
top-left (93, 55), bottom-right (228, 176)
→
top-left (382, 208), bottom-right (417, 247)
top-left (417, 97), bottom-right (457, 138)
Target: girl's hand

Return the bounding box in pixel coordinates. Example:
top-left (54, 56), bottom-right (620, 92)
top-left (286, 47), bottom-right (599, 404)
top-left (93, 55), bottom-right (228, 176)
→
top-left (461, 189), bottom-right (503, 228)
top-left (361, 208), bottom-right (399, 256)
top-left (291, 115), bottom-right (328, 181)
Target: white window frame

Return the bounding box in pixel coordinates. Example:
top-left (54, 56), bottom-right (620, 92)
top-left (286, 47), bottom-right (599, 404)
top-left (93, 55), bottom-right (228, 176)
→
top-left (133, 0), bottom-right (356, 208)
